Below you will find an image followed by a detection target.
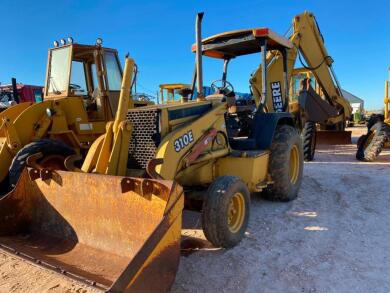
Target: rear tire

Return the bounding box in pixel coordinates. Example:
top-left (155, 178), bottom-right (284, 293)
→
top-left (202, 176), bottom-right (250, 248)
top-left (356, 122), bottom-right (389, 162)
top-left (8, 139), bottom-right (74, 188)
top-left (302, 122), bottom-right (316, 161)
top-left (262, 125), bottom-right (303, 202)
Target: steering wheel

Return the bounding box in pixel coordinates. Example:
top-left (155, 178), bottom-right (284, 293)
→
top-left (70, 83), bottom-right (84, 91)
top-left (211, 79), bottom-right (235, 96)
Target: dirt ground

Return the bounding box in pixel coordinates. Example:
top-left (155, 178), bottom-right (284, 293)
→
top-left (0, 125), bottom-right (389, 292)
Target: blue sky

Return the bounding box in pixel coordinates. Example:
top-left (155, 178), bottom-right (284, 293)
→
top-left (0, 0), bottom-right (389, 109)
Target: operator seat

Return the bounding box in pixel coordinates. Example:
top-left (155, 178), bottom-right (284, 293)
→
top-left (228, 110), bottom-right (275, 151)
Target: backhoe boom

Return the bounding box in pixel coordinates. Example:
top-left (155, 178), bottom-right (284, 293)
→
top-left (250, 11), bottom-right (352, 123)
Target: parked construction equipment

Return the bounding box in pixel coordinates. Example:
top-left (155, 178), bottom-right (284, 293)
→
top-left (189, 12), bottom-right (351, 161)
top-left (0, 41), bottom-right (184, 291)
top-left (0, 79), bottom-right (43, 111)
top-left (0, 41), bottom-right (152, 193)
top-left (290, 68), bottom-right (352, 150)
top-left (126, 12), bottom-right (303, 248)
top-left (356, 68), bottom-right (390, 161)
top-left (0, 12), bottom-right (304, 289)
top-left (159, 83), bottom-right (192, 104)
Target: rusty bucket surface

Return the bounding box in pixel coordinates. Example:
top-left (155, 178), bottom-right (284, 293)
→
top-left (0, 168), bottom-right (183, 292)
top-left (316, 130), bottom-right (352, 145)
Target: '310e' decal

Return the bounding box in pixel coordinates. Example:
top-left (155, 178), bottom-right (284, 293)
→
top-left (174, 130), bottom-right (194, 152)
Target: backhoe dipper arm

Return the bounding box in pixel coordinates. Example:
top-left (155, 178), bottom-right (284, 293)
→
top-left (251, 11), bottom-right (352, 119)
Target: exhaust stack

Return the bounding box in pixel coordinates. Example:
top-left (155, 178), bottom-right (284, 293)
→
top-left (195, 12), bottom-right (205, 101)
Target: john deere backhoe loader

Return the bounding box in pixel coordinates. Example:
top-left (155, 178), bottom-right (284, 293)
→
top-left (356, 68), bottom-right (390, 161)
top-left (188, 12), bottom-right (351, 162)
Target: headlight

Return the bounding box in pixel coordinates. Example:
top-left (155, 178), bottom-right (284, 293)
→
top-left (96, 38), bottom-right (103, 46)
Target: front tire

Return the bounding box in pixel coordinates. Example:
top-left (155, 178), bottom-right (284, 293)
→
top-left (8, 139), bottom-right (74, 188)
top-left (202, 176), bottom-right (250, 248)
top-left (262, 125), bottom-right (303, 202)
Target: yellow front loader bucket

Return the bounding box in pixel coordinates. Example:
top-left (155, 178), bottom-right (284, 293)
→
top-left (0, 168), bottom-right (183, 292)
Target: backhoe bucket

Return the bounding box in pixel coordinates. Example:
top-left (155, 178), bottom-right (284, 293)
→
top-left (0, 168), bottom-right (184, 292)
top-left (317, 130), bottom-right (352, 145)
top-left (298, 88), bottom-right (338, 124)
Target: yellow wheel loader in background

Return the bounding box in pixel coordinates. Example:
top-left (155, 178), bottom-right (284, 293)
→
top-left (159, 83), bottom-right (192, 104)
top-left (0, 12), bottom-right (303, 290)
top-left (0, 42), bottom-right (184, 291)
top-left (0, 41), bottom-right (150, 194)
top-left (356, 68), bottom-right (390, 161)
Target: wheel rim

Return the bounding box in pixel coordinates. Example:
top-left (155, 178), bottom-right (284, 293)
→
top-left (289, 145), bottom-right (299, 184)
top-left (227, 192), bottom-right (245, 233)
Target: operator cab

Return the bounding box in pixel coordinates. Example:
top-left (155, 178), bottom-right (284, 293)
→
top-left (192, 28), bottom-right (293, 149)
top-left (45, 41), bottom-right (126, 121)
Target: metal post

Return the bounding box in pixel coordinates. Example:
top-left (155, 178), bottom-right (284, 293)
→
top-left (159, 88), bottom-right (163, 104)
top-left (190, 64), bottom-right (197, 100)
top-left (11, 78), bottom-right (19, 103)
top-left (259, 39), bottom-right (267, 108)
top-left (282, 48), bottom-right (289, 112)
top-left (385, 81), bottom-right (388, 120)
top-left (195, 12), bottom-right (204, 100)
top-left (222, 59), bottom-right (230, 86)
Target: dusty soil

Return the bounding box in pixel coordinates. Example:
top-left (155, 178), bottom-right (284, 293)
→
top-left (0, 125), bottom-right (389, 292)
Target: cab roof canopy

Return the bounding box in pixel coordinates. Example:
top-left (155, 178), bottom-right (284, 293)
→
top-left (159, 83), bottom-right (191, 90)
top-left (50, 43), bottom-right (118, 62)
top-left (191, 28), bottom-right (292, 59)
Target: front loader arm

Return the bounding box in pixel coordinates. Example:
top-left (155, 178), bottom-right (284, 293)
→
top-left (155, 102), bottom-right (228, 181)
top-left (81, 57), bottom-right (134, 176)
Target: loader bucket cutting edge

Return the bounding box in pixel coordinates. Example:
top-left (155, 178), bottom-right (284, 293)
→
top-left (0, 168), bottom-right (184, 292)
